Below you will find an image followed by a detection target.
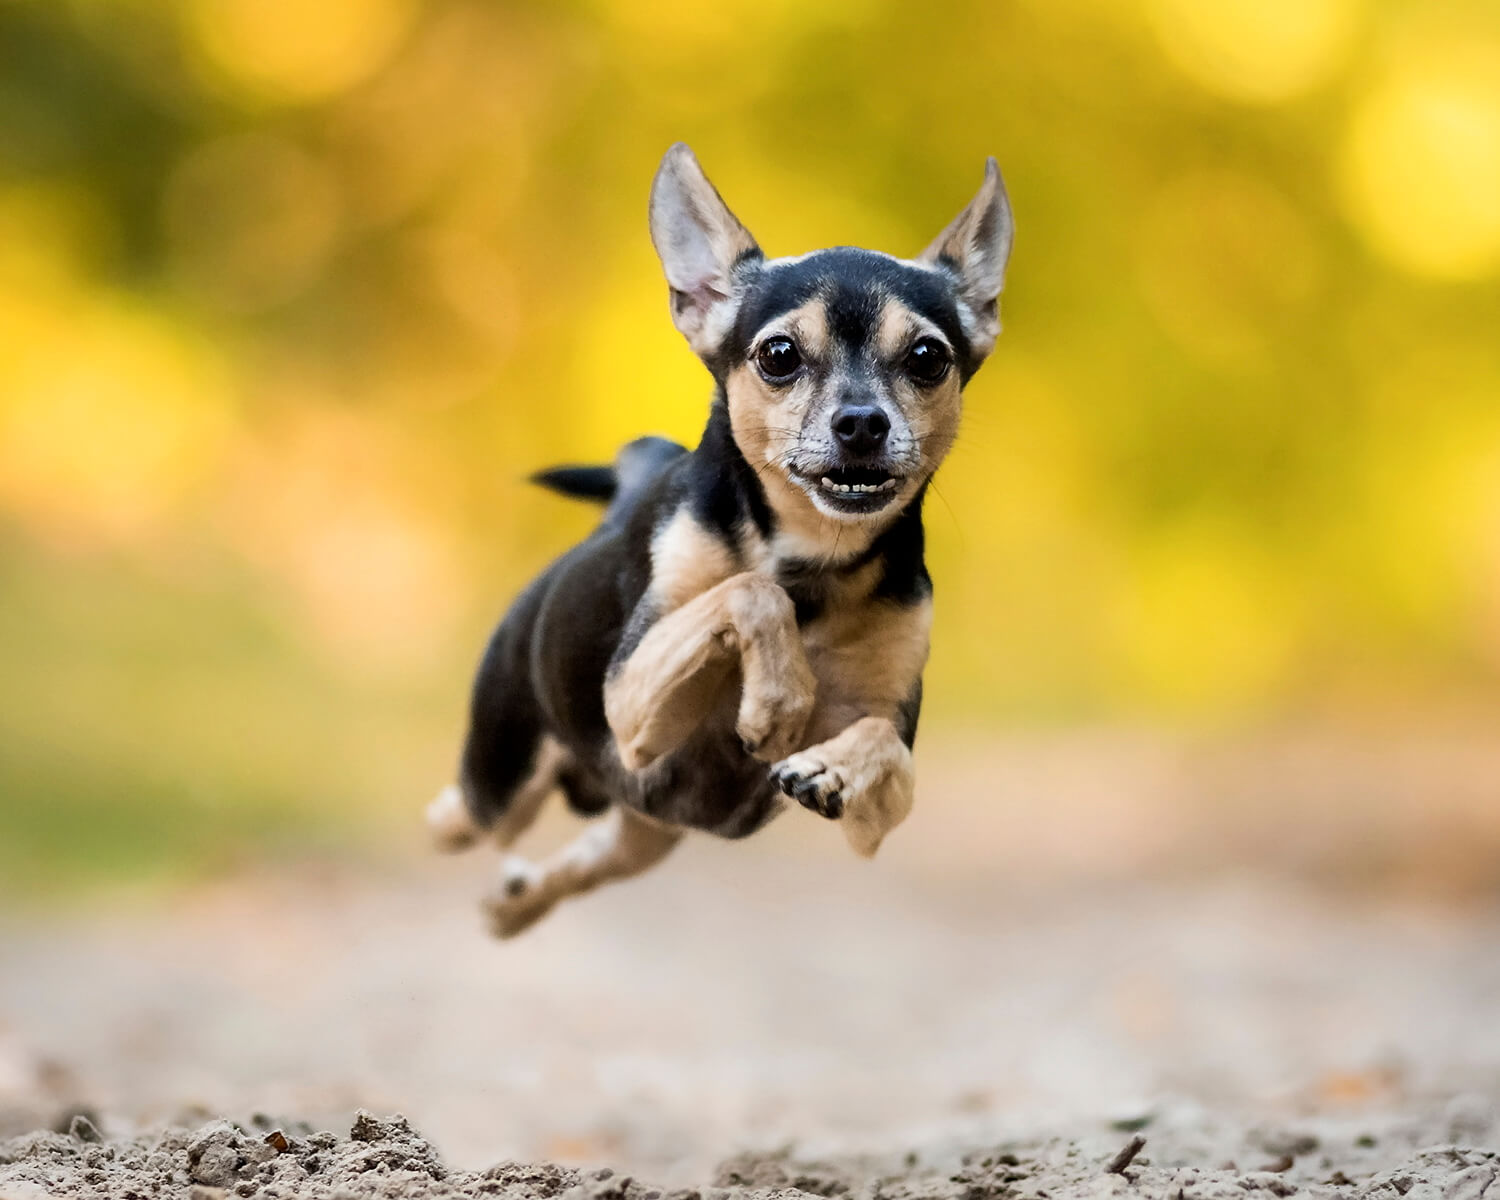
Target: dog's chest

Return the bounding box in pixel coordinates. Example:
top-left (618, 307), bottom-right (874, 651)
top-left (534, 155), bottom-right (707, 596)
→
top-left (777, 560), bottom-right (927, 721)
top-left (717, 537), bottom-right (930, 723)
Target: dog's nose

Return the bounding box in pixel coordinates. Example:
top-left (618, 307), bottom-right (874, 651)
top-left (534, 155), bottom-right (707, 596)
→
top-left (831, 404), bottom-right (890, 456)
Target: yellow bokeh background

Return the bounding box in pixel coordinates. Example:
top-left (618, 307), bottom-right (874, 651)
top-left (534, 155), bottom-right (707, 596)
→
top-left (2, 0), bottom-right (1499, 888)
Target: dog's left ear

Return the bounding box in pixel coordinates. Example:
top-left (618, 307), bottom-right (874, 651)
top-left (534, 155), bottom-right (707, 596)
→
top-left (649, 143), bottom-right (761, 359)
top-left (920, 158), bottom-right (1014, 359)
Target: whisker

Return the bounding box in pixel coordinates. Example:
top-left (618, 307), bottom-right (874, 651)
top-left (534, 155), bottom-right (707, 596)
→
top-left (926, 477), bottom-right (965, 554)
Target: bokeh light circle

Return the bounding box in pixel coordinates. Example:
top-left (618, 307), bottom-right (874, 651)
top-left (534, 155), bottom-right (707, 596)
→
top-left (1339, 46), bottom-right (1500, 280)
top-left (1147, 0), bottom-right (1360, 104)
top-left (184, 0), bottom-right (415, 103)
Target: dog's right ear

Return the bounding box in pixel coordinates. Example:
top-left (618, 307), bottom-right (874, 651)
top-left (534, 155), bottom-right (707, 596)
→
top-left (649, 144), bottom-right (761, 359)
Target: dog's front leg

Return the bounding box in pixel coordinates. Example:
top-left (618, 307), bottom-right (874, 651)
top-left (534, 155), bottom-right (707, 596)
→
top-left (605, 572), bottom-right (817, 771)
top-left (771, 716), bottom-right (914, 858)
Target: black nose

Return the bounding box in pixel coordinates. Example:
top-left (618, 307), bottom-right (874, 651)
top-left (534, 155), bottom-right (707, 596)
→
top-left (831, 404), bottom-right (890, 456)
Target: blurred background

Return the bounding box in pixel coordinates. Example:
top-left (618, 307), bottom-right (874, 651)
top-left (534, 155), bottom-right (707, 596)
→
top-left (3, 0), bottom-right (1500, 1178)
top-left (3, 0), bottom-right (1500, 893)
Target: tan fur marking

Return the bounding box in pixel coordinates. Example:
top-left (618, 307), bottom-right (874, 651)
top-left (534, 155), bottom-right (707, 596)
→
top-left (874, 298), bottom-right (941, 359)
top-left (724, 300), bottom-right (828, 494)
top-left (604, 571), bottom-right (817, 770)
top-left (482, 807), bottom-right (681, 939)
top-left (803, 594), bottom-right (932, 744)
top-left (867, 301), bottom-right (964, 496)
top-left (650, 509), bottom-right (738, 612)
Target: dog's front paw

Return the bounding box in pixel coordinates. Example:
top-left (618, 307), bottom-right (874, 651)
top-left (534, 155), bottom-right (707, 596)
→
top-left (772, 717), bottom-right (913, 858)
top-left (480, 856), bottom-right (555, 939)
top-left (738, 678), bottom-right (815, 764)
top-left (771, 753), bottom-right (845, 819)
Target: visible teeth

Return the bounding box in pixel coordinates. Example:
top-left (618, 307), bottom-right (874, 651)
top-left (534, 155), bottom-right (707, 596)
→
top-left (818, 476), bottom-right (900, 496)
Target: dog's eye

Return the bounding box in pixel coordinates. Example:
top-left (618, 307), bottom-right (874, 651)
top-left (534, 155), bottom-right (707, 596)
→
top-left (904, 338), bottom-right (951, 385)
top-left (755, 337), bottom-right (802, 382)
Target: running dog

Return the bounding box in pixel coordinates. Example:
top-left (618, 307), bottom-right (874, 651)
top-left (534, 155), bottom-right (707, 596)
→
top-left (428, 144), bottom-right (1014, 937)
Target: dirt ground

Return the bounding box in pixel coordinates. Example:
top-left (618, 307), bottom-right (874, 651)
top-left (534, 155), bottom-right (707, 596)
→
top-left (3, 1106), bottom-right (1498, 1200)
top-left (2, 731), bottom-right (1499, 1198)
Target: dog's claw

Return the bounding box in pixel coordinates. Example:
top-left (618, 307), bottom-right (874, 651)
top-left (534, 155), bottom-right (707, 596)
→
top-left (796, 788), bottom-right (842, 819)
top-left (771, 756), bottom-right (843, 820)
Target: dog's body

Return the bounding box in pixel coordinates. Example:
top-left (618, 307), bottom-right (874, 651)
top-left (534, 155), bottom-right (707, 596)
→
top-left (428, 146), bottom-right (1013, 937)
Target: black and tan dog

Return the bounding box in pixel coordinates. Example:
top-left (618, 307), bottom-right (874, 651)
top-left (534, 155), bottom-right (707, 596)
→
top-left (428, 144), bottom-right (1014, 937)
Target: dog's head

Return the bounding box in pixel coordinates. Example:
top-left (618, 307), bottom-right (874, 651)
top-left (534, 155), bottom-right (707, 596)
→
top-left (649, 143), bottom-right (1013, 528)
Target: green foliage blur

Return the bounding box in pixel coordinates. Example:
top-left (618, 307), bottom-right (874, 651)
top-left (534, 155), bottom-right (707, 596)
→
top-left (2, 0), bottom-right (1499, 888)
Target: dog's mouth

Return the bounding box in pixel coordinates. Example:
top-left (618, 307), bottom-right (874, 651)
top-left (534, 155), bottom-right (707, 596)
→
top-left (793, 466), bottom-right (903, 513)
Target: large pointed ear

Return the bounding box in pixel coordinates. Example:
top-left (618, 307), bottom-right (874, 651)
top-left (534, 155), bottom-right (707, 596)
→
top-left (919, 158), bottom-right (1014, 359)
top-left (649, 143), bottom-right (761, 359)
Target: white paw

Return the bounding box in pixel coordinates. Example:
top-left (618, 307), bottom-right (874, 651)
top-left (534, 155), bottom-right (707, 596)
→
top-left (480, 856), bottom-right (554, 939)
top-left (426, 785), bottom-right (480, 853)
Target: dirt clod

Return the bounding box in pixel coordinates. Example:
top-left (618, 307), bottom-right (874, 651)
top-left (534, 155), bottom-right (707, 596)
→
top-left (1250, 1129), bottom-right (1319, 1159)
top-left (1107, 1135), bottom-right (1147, 1174)
top-left (68, 1112), bottom-right (104, 1144)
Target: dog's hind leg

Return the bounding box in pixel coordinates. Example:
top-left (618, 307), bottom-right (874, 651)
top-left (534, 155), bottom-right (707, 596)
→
top-left (427, 783), bottom-right (485, 852)
top-left (428, 734), bottom-right (563, 853)
top-left (481, 807), bottom-right (681, 938)
top-left (428, 601), bottom-right (559, 852)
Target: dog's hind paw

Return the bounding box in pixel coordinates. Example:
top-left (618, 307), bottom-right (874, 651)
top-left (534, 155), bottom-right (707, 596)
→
top-left (480, 856), bottom-right (555, 939)
top-left (770, 754), bottom-right (845, 819)
top-left (426, 784), bottom-right (481, 853)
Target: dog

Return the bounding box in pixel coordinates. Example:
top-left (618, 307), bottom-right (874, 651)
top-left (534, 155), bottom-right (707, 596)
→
top-left (427, 144), bottom-right (1014, 937)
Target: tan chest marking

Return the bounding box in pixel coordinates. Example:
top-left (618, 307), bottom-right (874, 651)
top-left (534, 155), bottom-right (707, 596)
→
top-left (638, 507), bottom-right (928, 750)
top-left (803, 586), bottom-right (932, 738)
top-left (648, 509), bottom-right (739, 613)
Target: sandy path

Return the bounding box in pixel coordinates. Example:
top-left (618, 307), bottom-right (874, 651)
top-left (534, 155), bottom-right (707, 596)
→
top-left (4, 730), bottom-right (1500, 1196)
top-left (3, 812), bottom-right (1500, 1185)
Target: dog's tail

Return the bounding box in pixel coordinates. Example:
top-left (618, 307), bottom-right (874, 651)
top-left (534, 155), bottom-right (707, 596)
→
top-left (530, 464), bottom-right (617, 502)
top-left (531, 435), bottom-right (688, 520)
